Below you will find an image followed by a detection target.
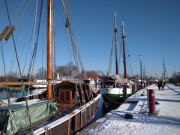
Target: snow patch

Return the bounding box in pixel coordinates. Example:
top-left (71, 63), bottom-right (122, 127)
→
top-left (90, 84), bottom-right (180, 135)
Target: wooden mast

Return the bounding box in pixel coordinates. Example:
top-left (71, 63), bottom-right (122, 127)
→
top-left (122, 20), bottom-right (127, 78)
top-left (47, 0), bottom-right (53, 100)
top-left (114, 13), bottom-right (118, 74)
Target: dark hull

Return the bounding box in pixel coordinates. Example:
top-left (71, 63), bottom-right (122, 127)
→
top-left (102, 94), bottom-right (123, 110)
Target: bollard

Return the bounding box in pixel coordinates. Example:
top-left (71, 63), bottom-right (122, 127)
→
top-left (132, 84), bottom-right (135, 94)
top-left (147, 89), bottom-right (149, 108)
top-left (148, 89), bottom-right (156, 114)
top-left (137, 83), bottom-right (139, 91)
top-left (123, 84), bottom-right (127, 101)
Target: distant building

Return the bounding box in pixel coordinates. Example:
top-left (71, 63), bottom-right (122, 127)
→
top-left (86, 76), bottom-right (102, 86)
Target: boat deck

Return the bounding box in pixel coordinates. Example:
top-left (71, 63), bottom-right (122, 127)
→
top-left (56, 101), bottom-right (80, 114)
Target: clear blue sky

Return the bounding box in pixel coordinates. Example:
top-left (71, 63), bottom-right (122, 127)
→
top-left (0, 0), bottom-right (180, 78)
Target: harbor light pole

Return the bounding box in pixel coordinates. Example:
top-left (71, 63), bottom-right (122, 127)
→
top-left (138, 55), bottom-right (143, 89)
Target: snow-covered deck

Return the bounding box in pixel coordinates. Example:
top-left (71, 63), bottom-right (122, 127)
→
top-left (88, 84), bottom-right (180, 135)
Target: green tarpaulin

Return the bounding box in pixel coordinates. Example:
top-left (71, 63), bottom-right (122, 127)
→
top-left (0, 99), bottom-right (57, 135)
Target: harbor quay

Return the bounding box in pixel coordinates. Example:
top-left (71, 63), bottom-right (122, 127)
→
top-left (77, 84), bottom-right (180, 135)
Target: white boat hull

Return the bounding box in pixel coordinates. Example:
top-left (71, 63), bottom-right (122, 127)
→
top-left (101, 87), bottom-right (132, 96)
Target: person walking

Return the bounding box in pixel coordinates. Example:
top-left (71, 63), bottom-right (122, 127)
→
top-left (158, 81), bottom-right (162, 90)
top-left (162, 81), bottom-right (165, 90)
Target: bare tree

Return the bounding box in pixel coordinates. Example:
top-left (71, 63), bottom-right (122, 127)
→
top-left (7, 71), bottom-right (18, 81)
top-left (86, 70), bottom-right (98, 76)
top-left (171, 72), bottom-right (180, 85)
top-left (56, 66), bottom-right (68, 77)
top-left (66, 61), bottom-right (77, 78)
top-left (96, 70), bottom-right (105, 76)
top-left (0, 76), bottom-right (6, 82)
top-left (35, 68), bottom-right (46, 79)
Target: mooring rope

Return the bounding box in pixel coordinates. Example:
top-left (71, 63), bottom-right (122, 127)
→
top-left (1, 40), bottom-right (15, 134)
top-left (103, 94), bottom-right (123, 105)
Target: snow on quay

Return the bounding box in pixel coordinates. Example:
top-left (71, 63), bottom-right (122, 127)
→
top-left (89, 84), bottom-right (180, 135)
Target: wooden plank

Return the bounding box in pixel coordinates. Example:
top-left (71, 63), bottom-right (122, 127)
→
top-left (0, 79), bottom-right (66, 86)
top-left (0, 82), bottom-right (41, 86)
top-left (75, 114), bottom-right (77, 131)
top-left (50, 120), bottom-right (69, 135)
top-left (81, 110), bottom-right (86, 126)
top-left (68, 119), bottom-right (70, 135)
top-left (77, 112), bottom-right (81, 130)
top-left (89, 105), bottom-right (91, 120)
top-left (86, 106), bottom-right (90, 121)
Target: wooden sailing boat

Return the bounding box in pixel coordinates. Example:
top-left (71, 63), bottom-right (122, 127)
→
top-left (0, 0), bottom-right (101, 134)
top-left (101, 14), bottom-right (132, 108)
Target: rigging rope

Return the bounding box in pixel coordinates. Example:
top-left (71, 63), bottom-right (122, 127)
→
top-left (31, 0), bottom-right (39, 78)
top-left (15, 0), bottom-right (32, 27)
top-left (26, 0), bottom-right (44, 105)
top-left (1, 0), bottom-right (32, 49)
top-left (61, 0), bottom-right (91, 105)
top-left (58, 0), bottom-right (73, 63)
top-left (27, 0), bottom-right (43, 80)
top-left (62, 0), bottom-right (86, 79)
top-left (5, 0), bottom-right (33, 131)
top-left (2, 0), bottom-right (34, 77)
top-left (108, 32), bottom-right (115, 76)
top-left (62, 0), bottom-right (80, 75)
top-left (5, 0), bottom-right (22, 79)
top-left (22, 2), bottom-right (38, 75)
top-left (14, 5), bottom-right (37, 76)
top-left (61, 5), bottom-right (73, 62)
top-left (128, 54), bottom-right (134, 76)
top-left (41, 8), bottom-right (45, 79)
top-left (22, 25), bottom-right (35, 75)
top-left (6, 0), bottom-right (33, 76)
top-left (0, 43), bottom-right (14, 133)
top-left (9, 25), bottom-right (22, 75)
top-left (1, 2), bottom-right (24, 133)
top-left (64, 0), bottom-right (87, 99)
top-left (0, 0), bottom-right (25, 46)
top-left (11, 0), bottom-right (26, 23)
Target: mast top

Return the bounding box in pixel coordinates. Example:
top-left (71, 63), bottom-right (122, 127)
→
top-left (122, 20), bottom-right (125, 38)
top-left (114, 13), bottom-right (117, 32)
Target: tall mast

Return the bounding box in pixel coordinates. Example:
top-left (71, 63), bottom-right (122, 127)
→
top-left (114, 13), bottom-right (118, 74)
top-left (47, 0), bottom-right (53, 100)
top-left (122, 20), bottom-right (127, 78)
top-left (163, 57), bottom-right (166, 81)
